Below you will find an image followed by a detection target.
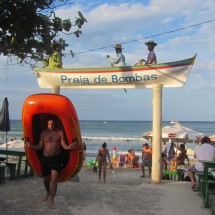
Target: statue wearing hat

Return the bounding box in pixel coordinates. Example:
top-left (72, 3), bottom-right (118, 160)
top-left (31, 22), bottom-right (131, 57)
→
top-left (138, 40), bottom-right (157, 66)
top-left (49, 43), bottom-right (63, 69)
top-left (106, 43), bottom-right (126, 67)
top-left (43, 43), bottom-right (63, 69)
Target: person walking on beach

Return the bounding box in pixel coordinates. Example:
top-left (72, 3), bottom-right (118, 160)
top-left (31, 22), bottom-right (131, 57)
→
top-left (106, 43), bottom-right (126, 67)
top-left (94, 142), bottom-right (112, 183)
top-left (188, 136), bottom-right (215, 190)
top-left (142, 40), bottom-right (157, 65)
top-left (25, 119), bottom-right (77, 208)
top-left (140, 143), bottom-right (152, 178)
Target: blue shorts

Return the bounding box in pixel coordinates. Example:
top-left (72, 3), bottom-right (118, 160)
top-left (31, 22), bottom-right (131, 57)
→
top-left (188, 165), bottom-right (201, 173)
top-left (142, 157), bottom-right (152, 166)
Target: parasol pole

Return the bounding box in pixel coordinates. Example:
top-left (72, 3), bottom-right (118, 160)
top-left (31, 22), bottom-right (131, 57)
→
top-left (175, 138), bottom-right (178, 171)
top-left (6, 131), bottom-right (8, 161)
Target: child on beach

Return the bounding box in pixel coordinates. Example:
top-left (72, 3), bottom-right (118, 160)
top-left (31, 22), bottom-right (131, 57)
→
top-left (94, 142), bottom-right (112, 183)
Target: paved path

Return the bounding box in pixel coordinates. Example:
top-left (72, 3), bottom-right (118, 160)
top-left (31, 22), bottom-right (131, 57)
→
top-left (0, 168), bottom-right (211, 215)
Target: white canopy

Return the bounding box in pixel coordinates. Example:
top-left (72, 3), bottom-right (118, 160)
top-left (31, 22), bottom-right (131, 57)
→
top-left (0, 139), bottom-right (24, 152)
top-left (143, 122), bottom-right (205, 143)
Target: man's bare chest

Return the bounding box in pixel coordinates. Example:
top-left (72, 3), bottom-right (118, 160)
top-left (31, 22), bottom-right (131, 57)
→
top-left (44, 131), bottom-right (60, 143)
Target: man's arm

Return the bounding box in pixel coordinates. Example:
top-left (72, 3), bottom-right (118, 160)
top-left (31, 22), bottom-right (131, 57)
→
top-left (107, 54), bottom-right (121, 64)
top-left (60, 132), bottom-right (77, 150)
top-left (25, 134), bottom-right (44, 150)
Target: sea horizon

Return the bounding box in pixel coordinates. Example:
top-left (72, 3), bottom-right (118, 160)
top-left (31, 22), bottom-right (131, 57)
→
top-left (1, 120), bottom-right (215, 159)
top-left (8, 119), bottom-right (215, 122)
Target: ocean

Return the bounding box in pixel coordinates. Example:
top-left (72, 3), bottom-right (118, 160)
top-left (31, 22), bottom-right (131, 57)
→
top-left (0, 120), bottom-right (215, 160)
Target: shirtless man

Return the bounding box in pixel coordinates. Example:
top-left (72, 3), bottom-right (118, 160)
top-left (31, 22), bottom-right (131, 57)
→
top-left (140, 143), bottom-right (152, 178)
top-left (25, 119), bottom-right (77, 208)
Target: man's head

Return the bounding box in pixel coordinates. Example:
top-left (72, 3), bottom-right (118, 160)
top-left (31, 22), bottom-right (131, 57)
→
top-left (145, 40), bottom-right (157, 51)
top-left (114, 43), bottom-right (123, 53)
top-left (201, 136), bottom-right (211, 145)
top-left (143, 143), bottom-right (149, 148)
top-left (53, 43), bottom-right (62, 52)
top-left (47, 119), bottom-right (55, 130)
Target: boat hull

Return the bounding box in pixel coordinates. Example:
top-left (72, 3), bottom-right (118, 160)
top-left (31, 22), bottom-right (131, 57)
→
top-left (22, 94), bottom-right (83, 182)
top-left (34, 55), bottom-right (196, 89)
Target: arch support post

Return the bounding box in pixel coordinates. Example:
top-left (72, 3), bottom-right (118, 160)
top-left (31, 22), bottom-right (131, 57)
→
top-left (151, 84), bottom-right (163, 184)
top-left (52, 86), bottom-right (60, 94)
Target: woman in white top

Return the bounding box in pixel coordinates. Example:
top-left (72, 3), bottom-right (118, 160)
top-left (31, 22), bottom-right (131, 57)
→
top-left (188, 136), bottom-right (215, 190)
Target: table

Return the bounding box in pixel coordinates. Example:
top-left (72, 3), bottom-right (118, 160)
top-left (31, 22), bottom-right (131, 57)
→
top-left (0, 149), bottom-right (33, 179)
top-left (198, 160), bottom-right (215, 208)
top-left (211, 172), bottom-right (215, 215)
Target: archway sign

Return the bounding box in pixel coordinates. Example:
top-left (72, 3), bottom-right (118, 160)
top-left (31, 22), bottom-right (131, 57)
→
top-left (34, 54), bottom-right (197, 184)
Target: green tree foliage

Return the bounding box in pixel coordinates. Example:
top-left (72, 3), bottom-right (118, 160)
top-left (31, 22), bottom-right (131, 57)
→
top-left (0, 0), bottom-right (87, 64)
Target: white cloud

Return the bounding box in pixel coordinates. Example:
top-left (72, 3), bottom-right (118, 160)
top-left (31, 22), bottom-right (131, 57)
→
top-left (1, 0), bottom-right (215, 121)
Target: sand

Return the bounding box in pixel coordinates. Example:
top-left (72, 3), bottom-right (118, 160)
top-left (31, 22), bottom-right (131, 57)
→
top-left (0, 167), bottom-right (211, 215)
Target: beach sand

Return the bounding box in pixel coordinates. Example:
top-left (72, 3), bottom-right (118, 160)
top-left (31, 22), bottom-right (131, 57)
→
top-left (0, 167), bottom-right (211, 215)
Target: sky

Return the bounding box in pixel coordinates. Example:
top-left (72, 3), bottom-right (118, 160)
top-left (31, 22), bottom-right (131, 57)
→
top-left (1, 0), bottom-right (215, 121)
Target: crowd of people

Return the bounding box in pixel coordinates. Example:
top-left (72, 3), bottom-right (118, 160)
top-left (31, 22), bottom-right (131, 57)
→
top-left (25, 118), bottom-right (215, 208)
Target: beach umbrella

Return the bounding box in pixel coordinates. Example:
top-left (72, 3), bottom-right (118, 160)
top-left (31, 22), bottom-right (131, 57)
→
top-left (143, 121), bottom-right (205, 143)
top-left (0, 139), bottom-right (24, 152)
top-left (0, 97), bottom-right (11, 158)
top-left (0, 97), bottom-right (10, 133)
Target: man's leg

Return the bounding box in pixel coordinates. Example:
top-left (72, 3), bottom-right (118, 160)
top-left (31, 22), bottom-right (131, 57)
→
top-left (141, 164), bottom-right (145, 177)
top-left (43, 176), bottom-right (51, 201)
top-left (50, 170), bottom-right (59, 208)
top-left (148, 165), bottom-right (152, 177)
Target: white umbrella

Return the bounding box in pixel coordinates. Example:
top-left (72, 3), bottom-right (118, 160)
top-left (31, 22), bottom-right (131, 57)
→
top-left (0, 139), bottom-right (24, 152)
top-left (143, 121), bottom-right (205, 143)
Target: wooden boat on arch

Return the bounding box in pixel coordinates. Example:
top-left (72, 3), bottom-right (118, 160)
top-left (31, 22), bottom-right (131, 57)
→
top-left (34, 55), bottom-right (197, 90)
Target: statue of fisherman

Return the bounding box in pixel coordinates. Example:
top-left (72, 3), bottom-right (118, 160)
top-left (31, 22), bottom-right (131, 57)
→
top-left (43, 43), bottom-right (62, 69)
